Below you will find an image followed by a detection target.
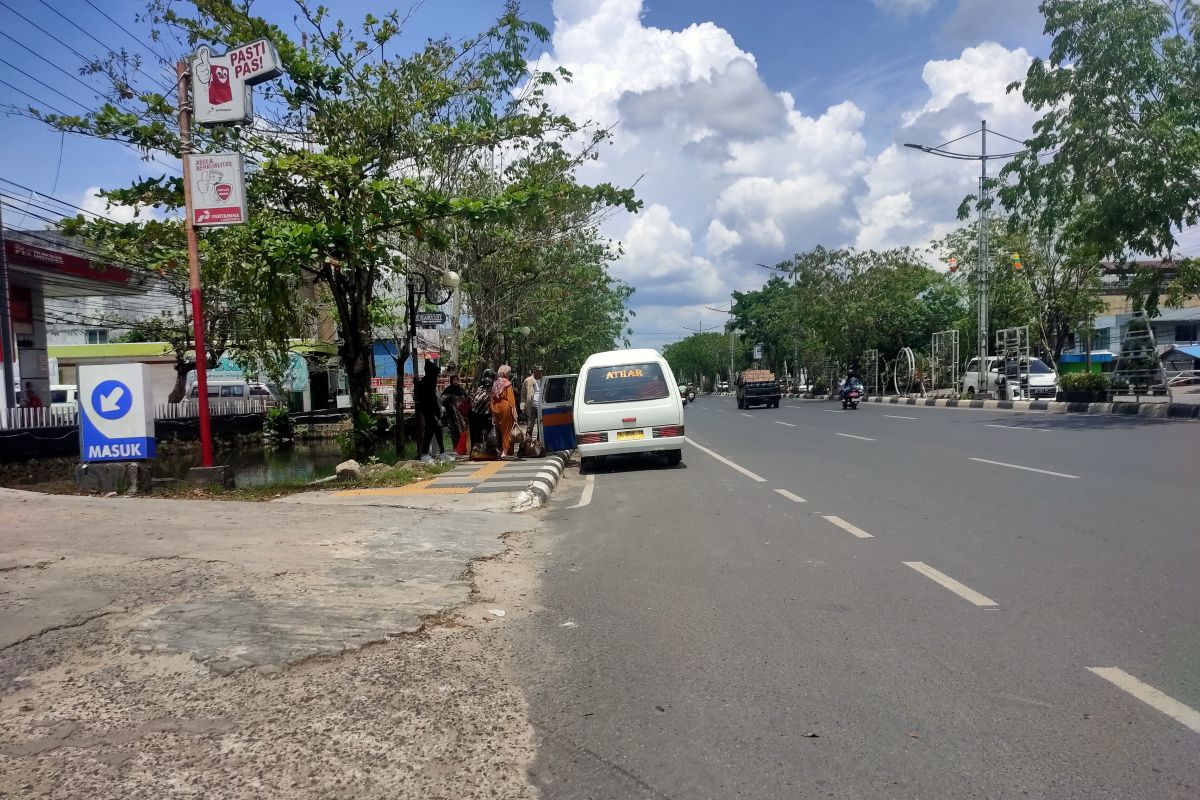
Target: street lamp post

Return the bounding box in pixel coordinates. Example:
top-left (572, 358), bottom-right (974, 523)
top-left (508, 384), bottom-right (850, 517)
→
top-left (904, 121), bottom-right (1027, 398)
top-left (402, 269), bottom-right (460, 455)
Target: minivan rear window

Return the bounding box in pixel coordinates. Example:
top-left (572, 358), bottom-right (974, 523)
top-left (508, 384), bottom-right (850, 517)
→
top-left (584, 363), bottom-right (670, 404)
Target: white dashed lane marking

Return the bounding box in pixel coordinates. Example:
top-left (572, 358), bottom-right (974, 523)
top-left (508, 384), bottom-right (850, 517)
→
top-left (774, 489), bottom-right (806, 503)
top-left (774, 421), bottom-right (797, 427)
top-left (821, 515), bottom-right (874, 539)
top-left (1087, 667), bottom-right (1200, 734)
top-left (684, 438), bottom-right (767, 483)
top-left (969, 457), bottom-right (1079, 479)
top-left (834, 432), bottom-right (875, 442)
top-left (903, 561), bottom-right (998, 607)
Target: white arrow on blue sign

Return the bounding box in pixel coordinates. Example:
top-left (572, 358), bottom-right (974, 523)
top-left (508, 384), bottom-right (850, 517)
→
top-left (78, 364), bottom-right (156, 462)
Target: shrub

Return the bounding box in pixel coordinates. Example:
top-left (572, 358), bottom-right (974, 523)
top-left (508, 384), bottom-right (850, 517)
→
top-left (1060, 372), bottom-right (1110, 393)
top-left (263, 406), bottom-right (295, 442)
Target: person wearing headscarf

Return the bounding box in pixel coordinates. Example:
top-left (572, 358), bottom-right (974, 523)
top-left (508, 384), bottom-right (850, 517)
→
top-left (490, 364), bottom-right (518, 459)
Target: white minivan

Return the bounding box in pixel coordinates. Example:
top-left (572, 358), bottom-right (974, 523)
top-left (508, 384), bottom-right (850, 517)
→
top-left (574, 349), bottom-right (685, 471)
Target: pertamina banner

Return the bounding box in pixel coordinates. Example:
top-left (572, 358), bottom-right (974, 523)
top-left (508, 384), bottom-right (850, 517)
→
top-left (188, 152), bottom-right (247, 227)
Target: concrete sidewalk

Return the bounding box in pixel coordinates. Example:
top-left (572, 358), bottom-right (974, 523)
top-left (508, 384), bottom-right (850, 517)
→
top-left (284, 454), bottom-right (569, 511)
top-left (0, 487), bottom-right (544, 798)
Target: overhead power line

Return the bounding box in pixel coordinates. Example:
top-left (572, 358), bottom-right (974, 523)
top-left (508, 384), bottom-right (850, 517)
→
top-left (81, 0), bottom-right (175, 67)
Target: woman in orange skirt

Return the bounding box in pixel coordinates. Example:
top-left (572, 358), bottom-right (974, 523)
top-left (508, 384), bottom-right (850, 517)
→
top-left (490, 364), bottom-right (518, 459)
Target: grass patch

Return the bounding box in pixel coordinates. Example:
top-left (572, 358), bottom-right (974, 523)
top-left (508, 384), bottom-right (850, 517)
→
top-left (153, 460), bottom-right (456, 502)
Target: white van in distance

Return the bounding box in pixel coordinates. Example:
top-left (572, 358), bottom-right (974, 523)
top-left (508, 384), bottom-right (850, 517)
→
top-left (573, 349), bottom-right (685, 471)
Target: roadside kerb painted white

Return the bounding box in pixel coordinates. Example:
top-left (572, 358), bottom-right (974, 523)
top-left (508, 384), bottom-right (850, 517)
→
top-left (685, 438), bottom-right (767, 482)
top-left (835, 432), bottom-right (875, 442)
top-left (969, 457), bottom-right (1080, 480)
top-left (570, 474), bottom-right (596, 509)
top-left (903, 561), bottom-right (998, 607)
top-left (512, 453), bottom-right (569, 511)
top-left (822, 515), bottom-right (874, 539)
top-left (774, 489), bottom-right (806, 503)
top-left (1087, 667), bottom-right (1200, 734)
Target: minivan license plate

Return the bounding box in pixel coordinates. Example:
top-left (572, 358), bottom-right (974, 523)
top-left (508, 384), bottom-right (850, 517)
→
top-left (616, 430), bottom-right (644, 441)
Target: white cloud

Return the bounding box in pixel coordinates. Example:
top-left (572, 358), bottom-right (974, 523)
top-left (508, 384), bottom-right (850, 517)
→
top-left (80, 187), bottom-right (143, 223)
top-left (857, 42), bottom-right (1038, 252)
top-left (534, 1), bottom-right (1041, 341)
top-left (873, 0), bottom-right (937, 16)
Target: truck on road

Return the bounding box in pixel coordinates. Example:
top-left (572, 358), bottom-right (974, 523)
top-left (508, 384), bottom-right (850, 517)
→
top-left (736, 369), bottom-right (781, 409)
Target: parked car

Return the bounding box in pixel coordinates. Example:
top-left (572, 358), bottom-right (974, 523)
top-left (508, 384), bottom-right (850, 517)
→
top-left (50, 384), bottom-right (77, 411)
top-left (574, 349), bottom-right (685, 471)
top-left (961, 356), bottom-right (1059, 399)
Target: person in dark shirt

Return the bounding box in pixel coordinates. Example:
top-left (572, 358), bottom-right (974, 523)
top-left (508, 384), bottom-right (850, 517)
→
top-left (441, 372), bottom-right (469, 450)
top-left (415, 360), bottom-right (444, 459)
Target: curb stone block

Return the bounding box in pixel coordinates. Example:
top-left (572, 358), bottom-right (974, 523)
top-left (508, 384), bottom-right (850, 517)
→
top-left (513, 453), bottom-right (568, 510)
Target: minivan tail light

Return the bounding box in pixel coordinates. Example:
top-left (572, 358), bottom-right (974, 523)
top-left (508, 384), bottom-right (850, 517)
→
top-left (652, 425), bottom-right (684, 438)
top-left (576, 432), bottom-right (607, 445)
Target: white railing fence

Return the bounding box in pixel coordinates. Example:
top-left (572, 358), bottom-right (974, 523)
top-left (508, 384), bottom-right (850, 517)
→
top-left (1, 398), bottom-right (280, 430)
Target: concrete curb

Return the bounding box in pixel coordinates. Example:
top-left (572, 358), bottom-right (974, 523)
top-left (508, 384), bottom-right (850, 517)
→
top-left (511, 452), bottom-right (569, 511)
top-left (845, 394), bottom-right (1198, 420)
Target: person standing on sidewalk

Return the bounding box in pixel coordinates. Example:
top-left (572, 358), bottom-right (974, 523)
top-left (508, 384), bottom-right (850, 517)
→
top-left (470, 370), bottom-right (496, 455)
top-left (522, 365), bottom-right (544, 441)
top-left (441, 371), bottom-right (469, 453)
top-left (490, 364), bottom-right (517, 459)
top-left (415, 360), bottom-right (445, 461)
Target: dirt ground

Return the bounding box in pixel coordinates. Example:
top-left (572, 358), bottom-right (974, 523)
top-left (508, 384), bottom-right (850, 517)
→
top-left (0, 490), bottom-right (547, 799)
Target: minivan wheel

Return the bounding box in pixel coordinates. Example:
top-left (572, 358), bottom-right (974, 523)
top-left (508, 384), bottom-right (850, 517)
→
top-left (664, 449), bottom-right (682, 466)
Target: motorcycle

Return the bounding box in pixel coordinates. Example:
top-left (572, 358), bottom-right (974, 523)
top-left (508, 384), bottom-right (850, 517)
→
top-left (840, 383), bottom-right (862, 410)
top-left (687, 390), bottom-right (696, 403)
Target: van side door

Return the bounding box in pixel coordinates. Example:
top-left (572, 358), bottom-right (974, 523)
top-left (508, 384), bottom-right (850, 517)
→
top-left (540, 374), bottom-right (578, 451)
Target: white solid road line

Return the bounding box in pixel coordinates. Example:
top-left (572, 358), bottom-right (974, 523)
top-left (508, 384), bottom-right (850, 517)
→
top-left (1087, 667), bottom-right (1200, 734)
top-left (969, 456), bottom-right (1080, 479)
top-left (903, 561), bottom-right (998, 607)
top-left (775, 488), bottom-right (806, 503)
top-left (570, 474), bottom-right (595, 509)
top-left (684, 437), bottom-right (767, 482)
top-left (774, 420), bottom-right (797, 427)
top-left (884, 414), bottom-right (918, 420)
top-left (985, 423), bottom-right (1049, 432)
top-left (822, 515), bottom-right (874, 539)
top-left (835, 432), bottom-right (875, 441)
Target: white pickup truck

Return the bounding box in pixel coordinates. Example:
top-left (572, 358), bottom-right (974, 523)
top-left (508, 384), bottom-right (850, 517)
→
top-left (961, 356), bottom-right (1059, 400)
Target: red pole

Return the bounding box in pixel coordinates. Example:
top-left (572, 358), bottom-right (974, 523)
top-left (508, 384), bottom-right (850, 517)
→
top-left (176, 60), bottom-right (213, 467)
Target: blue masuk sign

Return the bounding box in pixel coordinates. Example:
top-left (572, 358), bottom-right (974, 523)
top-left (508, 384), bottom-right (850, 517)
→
top-left (78, 364), bottom-right (156, 461)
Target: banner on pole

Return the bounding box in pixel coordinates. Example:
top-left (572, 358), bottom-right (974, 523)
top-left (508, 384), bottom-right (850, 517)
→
top-left (191, 39), bottom-right (283, 126)
top-left (188, 152), bottom-right (247, 226)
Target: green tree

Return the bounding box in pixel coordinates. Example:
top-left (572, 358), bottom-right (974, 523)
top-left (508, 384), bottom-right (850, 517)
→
top-left (31, 2), bottom-right (637, 456)
top-left (1000, 0), bottom-right (1200, 262)
top-left (662, 332), bottom-right (729, 387)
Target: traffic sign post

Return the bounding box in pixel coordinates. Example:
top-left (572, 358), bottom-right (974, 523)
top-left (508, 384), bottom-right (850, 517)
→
top-left (78, 364), bottom-right (155, 461)
top-left (415, 311), bottom-right (447, 328)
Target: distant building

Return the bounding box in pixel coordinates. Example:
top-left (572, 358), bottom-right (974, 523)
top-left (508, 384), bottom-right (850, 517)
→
top-left (1098, 260), bottom-right (1200, 315)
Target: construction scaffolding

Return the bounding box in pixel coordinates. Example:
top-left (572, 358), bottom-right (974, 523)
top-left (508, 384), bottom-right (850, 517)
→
top-left (863, 349), bottom-right (880, 396)
top-left (995, 326), bottom-right (1031, 400)
top-left (1113, 312), bottom-right (1164, 392)
top-left (929, 330), bottom-right (959, 395)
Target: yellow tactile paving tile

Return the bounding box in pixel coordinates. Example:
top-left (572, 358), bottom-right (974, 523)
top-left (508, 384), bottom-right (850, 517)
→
top-left (332, 480), bottom-right (472, 497)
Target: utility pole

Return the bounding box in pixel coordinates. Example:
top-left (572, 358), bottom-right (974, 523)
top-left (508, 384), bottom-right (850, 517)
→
top-left (0, 197), bottom-right (15, 412)
top-left (176, 61), bottom-right (214, 467)
top-left (904, 121), bottom-right (1026, 398)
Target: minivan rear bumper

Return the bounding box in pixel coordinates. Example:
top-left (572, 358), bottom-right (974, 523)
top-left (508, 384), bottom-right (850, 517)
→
top-left (577, 434), bottom-right (685, 457)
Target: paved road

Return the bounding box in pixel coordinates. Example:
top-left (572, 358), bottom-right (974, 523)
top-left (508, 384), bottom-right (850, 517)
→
top-left (512, 399), bottom-right (1199, 799)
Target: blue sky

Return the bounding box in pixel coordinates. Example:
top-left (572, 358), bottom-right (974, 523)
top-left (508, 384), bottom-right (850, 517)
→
top-left (0, 0), bottom-right (1052, 350)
